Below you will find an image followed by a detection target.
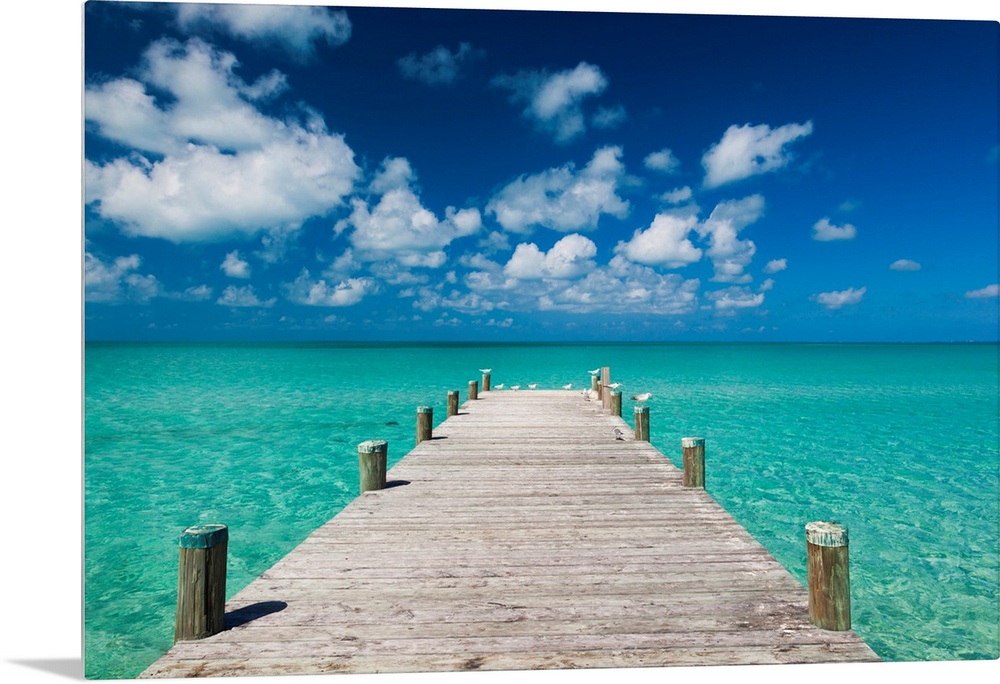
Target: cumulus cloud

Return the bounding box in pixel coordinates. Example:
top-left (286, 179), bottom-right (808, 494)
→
top-left (493, 62), bottom-right (608, 142)
top-left (174, 4), bottom-right (351, 61)
top-left (85, 252), bottom-right (163, 303)
top-left (812, 218), bottom-right (857, 241)
top-left (398, 43), bottom-right (483, 85)
top-left (696, 194), bottom-right (765, 283)
top-left (965, 284), bottom-right (999, 299)
top-left (592, 105), bottom-right (627, 130)
top-left (889, 259), bottom-right (921, 271)
top-left (816, 286), bottom-right (866, 309)
top-left (660, 186), bottom-right (693, 204)
top-left (503, 234), bottom-right (598, 280)
top-left (644, 148), bottom-right (680, 173)
top-left (216, 284), bottom-right (275, 308)
top-left (336, 157), bottom-right (481, 266)
top-left (221, 251), bottom-right (251, 278)
top-left (706, 286), bottom-right (765, 311)
top-left (283, 270), bottom-right (377, 306)
top-left (702, 121), bottom-right (813, 188)
top-left (85, 38), bottom-right (360, 243)
top-left (613, 213), bottom-right (702, 269)
top-left (763, 258), bottom-right (787, 273)
top-left (487, 146), bottom-right (630, 234)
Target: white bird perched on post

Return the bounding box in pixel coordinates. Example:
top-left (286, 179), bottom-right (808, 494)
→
top-left (609, 382), bottom-right (623, 390)
top-left (588, 368), bottom-right (600, 376)
top-left (479, 368), bottom-right (491, 374)
top-left (612, 427), bottom-right (626, 441)
top-left (630, 392), bottom-right (651, 406)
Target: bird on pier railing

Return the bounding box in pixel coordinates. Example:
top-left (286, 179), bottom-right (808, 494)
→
top-left (562, 383), bottom-right (572, 390)
top-left (479, 368), bottom-right (492, 374)
top-left (612, 427), bottom-right (626, 441)
top-left (494, 383), bottom-right (504, 390)
top-left (528, 383), bottom-right (537, 390)
top-left (630, 392), bottom-right (651, 406)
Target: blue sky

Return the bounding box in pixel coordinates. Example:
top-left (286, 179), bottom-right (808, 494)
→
top-left (81, 1), bottom-right (998, 341)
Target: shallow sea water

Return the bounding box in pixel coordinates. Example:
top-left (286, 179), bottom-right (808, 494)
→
top-left (83, 342), bottom-right (999, 678)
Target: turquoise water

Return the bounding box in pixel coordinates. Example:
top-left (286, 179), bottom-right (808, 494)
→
top-left (83, 342), bottom-right (1000, 678)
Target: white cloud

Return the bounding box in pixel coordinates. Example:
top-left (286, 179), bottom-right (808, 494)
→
top-left (283, 270), bottom-right (377, 306)
top-left (644, 148), bottom-right (680, 173)
top-left (487, 146), bottom-right (630, 234)
top-left (660, 186), bottom-right (693, 204)
top-left (812, 217), bottom-right (857, 241)
top-left (337, 157), bottom-right (481, 265)
top-left (965, 284), bottom-right (999, 299)
top-left (175, 4), bottom-right (351, 61)
top-left (763, 258), bottom-right (787, 273)
top-left (180, 285), bottom-right (214, 301)
top-left (493, 62), bottom-right (608, 142)
top-left (85, 38), bottom-right (360, 243)
top-left (889, 259), bottom-right (921, 271)
top-left (504, 234), bottom-right (598, 280)
top-left (592, 105), bottom-right (627, 130)
top-left (216, 284), bottom-right (275, 308)
top-left (702, 121), bottom-right (813, 188)
top-left (706, 286), bottom-right (765, 311)
top-left (758, 278), bottom-right (775, 292)
top-left (221, 251), bottom-right (251, 278)
top-left (613, 213), bottom-right (702, 268)
top-left (84, 252), bottom-right (163, 303)
top-left (398, 43), bottom-right (483, 85)
top-left (816, 286), bottom-right (866, 309)
top-left (697, 194), bottom-right (765, 283)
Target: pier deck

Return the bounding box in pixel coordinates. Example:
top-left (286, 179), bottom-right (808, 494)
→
top-left (141, 389), bottom-right (879, 677)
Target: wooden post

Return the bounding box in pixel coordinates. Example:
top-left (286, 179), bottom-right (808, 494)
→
top-left (482, 372), bottom-right (491, 392)
top-left (806, 521), bottom-right (852, 631)
top-left (358, 439), bottom-right (387, 493)
top-left (447, 390), bottom-right (459, 417)
top-left (634, 405), bottom-right (650, 441)
top-left (174, 523), bottom-right (228, 643)
top-left (610, 390), bottom-right (621, 417)
top-left (468, 380), bottom-right (479, 401)
top-left (591, 375), bottom-right (600, 394)
top-left (681, 437), bottom-right (705, 488)
top-left (601, 367), bottom-right (610, 409)
top-left (416, 405), bottom-right (433, 444)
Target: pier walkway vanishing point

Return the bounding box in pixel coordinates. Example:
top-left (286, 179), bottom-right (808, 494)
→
top-left (142, 383), bottom-right (879, 677)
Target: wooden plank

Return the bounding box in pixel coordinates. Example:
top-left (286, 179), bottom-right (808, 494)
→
top-left (140, 389), bottom-right (879, 677)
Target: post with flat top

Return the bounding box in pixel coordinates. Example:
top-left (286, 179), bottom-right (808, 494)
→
top-left (357, 439), bottom-right (388, 494)
top-left (634, 405), bottom-right (650, 441)
top-left (482, 372), bottom-right (491, 392)
top-left (447, 390), bottom-right (459, 417)
top-left (416, 405), bottom-right (433, 444)
top-left (681, 437), bottom-right (706, 488)
top-left (174, 523), bottom-right (228, 643)
top-left (601, 367), bottom-right (611, 410)
top-left (610, 390), bottom-right (622, 417)
top-left (468, 380), bottom-right (479, 401)
top-left (806, 521), bottom-right (852, 631)
top-left (591, 375), bottom-right (600, 394)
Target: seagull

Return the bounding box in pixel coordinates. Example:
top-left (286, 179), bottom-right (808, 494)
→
top-left (612, 427), bottom-right (626, 441)
top-left (630, 392), bottom-right (652, 406)
top-left (511, 385), bottom-right (520, 391)
top-left (494, 383), bottom-right (504, 391)
top-left (528, 383), bottom-right (537, 390)
top-left (562, 383), bottom-right (573, 390)
top-left (608, 382), bottom-right (623, 390)
top-left (588, 368), bottom-right (601, 376)
top-left (479, 368), bottom-right (492, 374)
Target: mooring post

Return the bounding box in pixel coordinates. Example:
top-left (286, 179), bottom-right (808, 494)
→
top-left (681, 437), bottom-right (706, 488)
top-left (610, 390), bottom-right (622, 417)
top-left (806, 521), bottom-right (852, 631)
top-left (634, 405), bottom-right (650, 441)
top-left (174, 523), bottom-right (228, 643)
top-left (601, 367), bottom-right (611, 410)
top-left (416, 405), bottom-right (433, 444)
top-left (447, 390), bottom-right (459, 417)
top-left (468, 380), bottom-right (479, 401)
top-left (482, 372), bottom-right (491, 392)
top-left (591, 375), bottom-right (600, 394)
top-left (358, 439), bottom-right (388, 493)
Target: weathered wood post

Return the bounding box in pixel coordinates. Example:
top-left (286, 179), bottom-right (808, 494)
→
top-left (610, 390), bottom-right (622, 417)
top-left (357, 439), bottom-right (387, 493)
top-left (806, 521), bottom-right (852, 631)
top-left (416, 405), bottom-right (433, 444)
top-left (601, 367), bottom-right (611, 410)
top-left (174, 523), bottom-right (228, 643)
top-left (681, 437), bottom-right (706, 488)
top-left (591, 375), bottom-right (600, 394)
top-left (482, 372), bottom-right (491, 392)
top-left (468, 380), bottom-right (479, 401)
top-left (634, 405), bottom-right (650, 441)
top-left (447, 390), bottom-right (459, 417)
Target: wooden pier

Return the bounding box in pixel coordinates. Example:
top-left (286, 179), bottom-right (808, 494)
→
top-left (141, 386), bottom-right (879, 678)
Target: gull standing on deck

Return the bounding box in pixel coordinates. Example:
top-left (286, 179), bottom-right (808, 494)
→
top-left (562, 383), bottom-right (573, 390)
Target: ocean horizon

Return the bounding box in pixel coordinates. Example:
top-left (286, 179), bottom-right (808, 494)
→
top-left (84, 340), bottom-right (999, 679)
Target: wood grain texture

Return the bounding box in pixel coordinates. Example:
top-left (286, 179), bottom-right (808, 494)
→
top-left (142, 389), bottom-right (878, 677)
